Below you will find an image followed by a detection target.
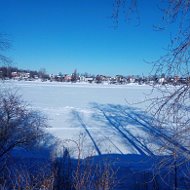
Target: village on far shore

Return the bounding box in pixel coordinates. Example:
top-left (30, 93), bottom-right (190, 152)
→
top-left (0, 66), bottom-right (188, 85)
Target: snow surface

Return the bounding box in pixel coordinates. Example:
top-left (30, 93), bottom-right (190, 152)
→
top-left (2, 80), bottom-right (163, 157)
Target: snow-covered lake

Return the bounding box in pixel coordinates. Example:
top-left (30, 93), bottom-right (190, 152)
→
top-left (3, 81), bottom-right (162, 157)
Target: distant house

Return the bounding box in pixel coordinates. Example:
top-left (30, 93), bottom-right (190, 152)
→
top-left (10, 72), bottom-right (31, 80)
top-left (129, 76), bottom-right (136, 83)
top-left (178, 77), bottom-right (187, 84)
top-left (79, 75), bottom-right (85, 82)
top-left (115, 75), bottom-right (126, 84)
top-left (174, 76), bottom-right (180, 84)
top-left (64, 74), bottom-right (72, 82)
top-left (34, 75), bottom-right (39, 79)
top-left (85, 77), bottom-right (94, 83)
top-left (158, 77), bottom-right (165, 84)
top-left (100, 75), bottom-right (107, 82)
top-left (49, 74), bottom-right (54, 79)
top-left (109, 77), bottom-right (117, 84)
top-left (20, 72), bottom-right (30, 79)
top-left (11, 72), bottom-right (18, 78)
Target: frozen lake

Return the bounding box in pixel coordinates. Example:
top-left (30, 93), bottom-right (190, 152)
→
top-left (3, 81), bottom-right (161, 157)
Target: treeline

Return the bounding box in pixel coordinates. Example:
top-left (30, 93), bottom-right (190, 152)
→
top-left (0, 66), bottom-right (49, 79)
top-left (1, 66), bottom-right (190, 86)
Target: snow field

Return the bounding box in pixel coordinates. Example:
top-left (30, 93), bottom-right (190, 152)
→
top-left (3, 81), bottom-right (162, 157)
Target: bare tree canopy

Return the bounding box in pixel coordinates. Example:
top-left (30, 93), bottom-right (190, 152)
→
top-left (0, 34), bottom-right (11, 65)
top-left (113, 2), bottom-right (190, 186)
top-left (113, 0), bottom-right (190, 76)
top-left (0, 90), bottom-right (48, 159)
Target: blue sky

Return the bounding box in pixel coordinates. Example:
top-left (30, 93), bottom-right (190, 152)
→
top-left (0, 0), bottom-right (174, 76)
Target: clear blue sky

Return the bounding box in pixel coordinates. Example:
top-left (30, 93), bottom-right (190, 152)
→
top-left (0, 0), bottom-right (174, 76)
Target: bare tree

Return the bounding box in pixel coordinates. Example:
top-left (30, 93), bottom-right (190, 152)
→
top-left (71, 69), bottom-right (78, 83)
top-left (39, 68), bottom-right (49, 80)
top-left (113, 0), bottom-right (190, 188)
top-left (0, 89), bottom-right (61, 190)
top-left (0, 34), bottom-right (11, 66)
top-left (112, 0), bottom-right (139, 27)
top-left (0, 89), bottom-right (48, 160)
